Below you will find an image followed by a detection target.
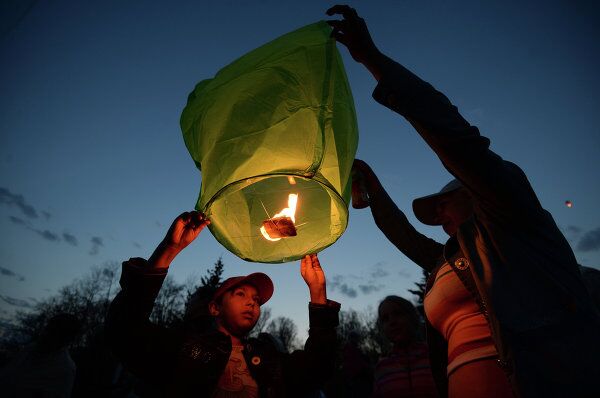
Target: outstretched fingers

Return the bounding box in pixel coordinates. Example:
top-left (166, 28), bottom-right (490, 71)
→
top-left (300, 254), bottom-right (310, 278)
top-left (166, 212), bottom-right (189, 237)
top-left (191, 211), bottom-right (210, 230)
top-left (326, 5), bottom-right (357, 44)
top-left (326, 4), bottom-right (359, 19)
top-left (309, 253), bottom-right (321, 270)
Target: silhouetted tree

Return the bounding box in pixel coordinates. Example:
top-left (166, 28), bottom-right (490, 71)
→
top-left (182, 257), bottom-right (226, 332)
top-left (324, 309), bottom-right (382, 398)
top-left (249, 307), bottom-right (272, 337)
top-left (408, 268), bottom-right (429, 305)
top-left (1, 258), bottom-right (228, 364)
top-left (266, 316), bottom-right (299, 353)
top-left (8, 261), bottom-right (120, 351)
top-left (149, 277), bottom-right (187, 327)
top-left (408, 268), bottom-right (429, 318)
top-left (200, 257), bottom-right (225, 290)
top-left (337, 309), bottom-right (388, 364)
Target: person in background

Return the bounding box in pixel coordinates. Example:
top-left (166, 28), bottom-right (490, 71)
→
top-left (327, 4), bottom-right (600, 397)
top-left (372, 296), bottom-right (437, 398)
top-left (0, 313), bottom-right (82, 398)
top-left (341, 331), bottom-right (374, 397)
top-left (322, 329), bottom-right (373, 398)
top-left (106, 211), bottom-right (340, 397)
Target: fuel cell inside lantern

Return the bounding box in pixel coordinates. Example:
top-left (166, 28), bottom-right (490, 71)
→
top-left (262, 217), bottom-right (297, 239)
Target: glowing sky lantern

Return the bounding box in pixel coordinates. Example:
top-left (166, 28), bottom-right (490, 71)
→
top-left (565, 200), bottom-right (573, 208)
top-left (180, 22), bottom-right (358, 263)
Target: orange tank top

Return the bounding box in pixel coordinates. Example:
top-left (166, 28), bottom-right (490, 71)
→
top-left (424, 262), bottom-right (497, 375)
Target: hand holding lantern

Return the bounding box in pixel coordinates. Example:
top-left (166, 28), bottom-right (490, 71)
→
top-left (149, 211), bottom-right (210, 269)
top-left (300, 253), bottom-right (327, 305)
top-left (326, 5), bottom-right (389, 82)
top-left (327, 7), bottom-right (381, 63)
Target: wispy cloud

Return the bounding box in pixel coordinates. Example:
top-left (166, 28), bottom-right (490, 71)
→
top-left (8, 215), bottom-right (28, 226)
top-left (35, 229), bottom-right (60, 242)
top-left (328, 260), bottom-right (402, 298)
top-left (0, 295), bottom-right (32, 308)
top-left (358, 283), bottom-right (384, 294)
top-left (577, 227), bottom-right (600, 252)
top-left (562, 225), bottom-right (583, 244)
top-left (8, 215), bottom-right (83, 248)
top-left (371, 268), bottom-right (389, 279)
top-left (41, 211), bottom-right (51, 220)
top-left (398, 269), bottom-right (411, 278)
top-left (0, 266), bottom-right (25, 282)
top-left (62, 232), bottom-right (78, 246)
top-left (328, 275), bottom-right (358, 298)
top-left (89, 236), bottom-right (104, 255)
top-left (8, 216), bottom-right (61, 243)
top-left (566, 225), bottom-right (582, 235)
top-left (0, 187), bottom-right (38, 218)
top-left (338, 284), bottom-right (358, 298)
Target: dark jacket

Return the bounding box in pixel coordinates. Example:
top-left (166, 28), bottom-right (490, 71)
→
top-left (367, 59), bottom-right (600, 397)
top-left (105, 258), bottom-right (340, 398)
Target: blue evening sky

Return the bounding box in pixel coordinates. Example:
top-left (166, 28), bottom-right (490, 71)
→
top-left (1, 0), bottom-right (599, 339)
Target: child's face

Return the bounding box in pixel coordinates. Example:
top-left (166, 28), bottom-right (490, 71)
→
top-left (379, 301), bottom-right (416, 345)
top-left (215, 283), bottom-right (261, 336)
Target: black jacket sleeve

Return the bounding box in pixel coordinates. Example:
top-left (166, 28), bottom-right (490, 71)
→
top-left (283, 300), bottom-right (341, 395)
top-left (371, 60), bottom-right (545, 225)
top-left (105, 258), bottom-right (181, 386)
top-left (369, 182), bottom-right (444, 272)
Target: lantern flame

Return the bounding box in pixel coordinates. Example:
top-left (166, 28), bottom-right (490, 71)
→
top-left (260, 194), bottom-right (298, 241)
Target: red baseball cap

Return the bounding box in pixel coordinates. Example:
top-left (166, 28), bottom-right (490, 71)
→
top-left (212, 273), bottom-right (274, 305)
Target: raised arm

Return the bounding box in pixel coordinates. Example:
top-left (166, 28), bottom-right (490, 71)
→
top-left (328, 5), bottom-right (545, 223)
top-left (105, 212), bottom-right (210, 383)
top-left (353, 160), bottom-right (443, 271)
top-left (148, 211), bottom-right (210, 269)
top-left (283, 254), bottom-right (340, 394)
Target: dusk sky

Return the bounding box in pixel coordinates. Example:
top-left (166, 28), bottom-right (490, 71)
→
top-left (2, 0), bottom-right (599, 339)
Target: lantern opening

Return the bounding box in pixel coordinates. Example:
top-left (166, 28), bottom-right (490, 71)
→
top-left (204, 174), bottom-right (348, 263)
top-left (260, 194), bottom-right (299, 241)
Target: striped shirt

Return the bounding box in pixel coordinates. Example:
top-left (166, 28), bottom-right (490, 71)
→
top-left (372, 342), bottom-right (438, 397)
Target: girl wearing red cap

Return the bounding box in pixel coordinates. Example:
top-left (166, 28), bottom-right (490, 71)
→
top-left (107, 211), bottom-right (340, 397)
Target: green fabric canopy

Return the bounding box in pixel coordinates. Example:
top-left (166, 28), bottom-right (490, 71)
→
top-left (181, 21), bottom-right (358, 263)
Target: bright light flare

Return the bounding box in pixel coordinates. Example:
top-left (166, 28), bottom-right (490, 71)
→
top-left (260, 194), bottom-right (299, 241)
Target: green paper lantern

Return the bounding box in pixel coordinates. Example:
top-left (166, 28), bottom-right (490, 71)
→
top-left (180, 21), bottom-right (358, 263)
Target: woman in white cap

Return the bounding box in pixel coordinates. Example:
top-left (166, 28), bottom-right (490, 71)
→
top-left (328, 4), bottom-right (600, 398)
